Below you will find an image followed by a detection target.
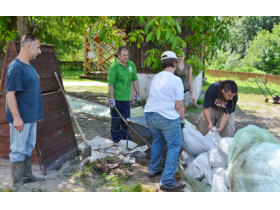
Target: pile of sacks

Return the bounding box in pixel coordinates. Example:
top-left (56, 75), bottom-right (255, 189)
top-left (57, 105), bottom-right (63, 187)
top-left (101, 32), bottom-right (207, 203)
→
top-left (180, 126), bottom-right (233, 192)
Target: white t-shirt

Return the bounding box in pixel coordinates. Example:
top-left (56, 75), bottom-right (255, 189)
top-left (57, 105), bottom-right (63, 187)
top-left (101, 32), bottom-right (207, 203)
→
top-left (144, 71), bottom-right (184, 119)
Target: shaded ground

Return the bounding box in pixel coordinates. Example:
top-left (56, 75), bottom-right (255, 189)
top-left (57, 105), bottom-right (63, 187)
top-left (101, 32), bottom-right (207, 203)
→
top-left (2, 91), bottom-right (279, 192)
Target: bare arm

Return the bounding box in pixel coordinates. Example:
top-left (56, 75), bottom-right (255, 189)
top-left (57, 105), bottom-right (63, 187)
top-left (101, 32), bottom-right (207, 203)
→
top-left (175, 100), bottom-right (185, 119)
top-left (203, 107), bottom-right (213, 132)
top-left (216, 113), bottom-right (230, 133)
top-left (109, 85), bottom-right (114, 99)
top-left (132, 80), bottom-right (139, 95)
top-left (188, 67), bottom-right (195, 103)
top-left (6, 91), bottom-right (24, 132)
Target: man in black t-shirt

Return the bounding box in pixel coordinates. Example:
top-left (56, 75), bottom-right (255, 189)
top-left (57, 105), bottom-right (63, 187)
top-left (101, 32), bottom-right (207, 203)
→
top-left (196, 80), bottom-right (238, 137)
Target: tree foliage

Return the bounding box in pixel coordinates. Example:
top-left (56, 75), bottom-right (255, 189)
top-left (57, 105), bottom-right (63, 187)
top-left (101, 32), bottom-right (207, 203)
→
top-left (224, 16), bottom-right (280, 58)
top-left (92, 16), bottom-right (234, 76)
top-left (242, 24), bottom-right (280, 75)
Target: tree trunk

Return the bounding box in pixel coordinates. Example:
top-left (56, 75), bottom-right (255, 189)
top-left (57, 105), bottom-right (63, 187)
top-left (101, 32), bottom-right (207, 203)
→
top-left (17, 16), bottom-right (31, 41)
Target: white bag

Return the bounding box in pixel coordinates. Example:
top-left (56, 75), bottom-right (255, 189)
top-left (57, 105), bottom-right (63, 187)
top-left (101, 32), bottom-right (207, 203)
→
top-left (180, 151), bottom-right (197, 166)
top-left (208, 149), bottom-right (228, 168)
top-left (211, 175), bottom-right (228, 192)
top-left (186, 160), bottom-right (204, 181)
top-left (211, 167), bottom-right (229, 187)
top-left (193, 152), bottom-right (212, 184)
top-left (182, 126), bottom-right (218, 156)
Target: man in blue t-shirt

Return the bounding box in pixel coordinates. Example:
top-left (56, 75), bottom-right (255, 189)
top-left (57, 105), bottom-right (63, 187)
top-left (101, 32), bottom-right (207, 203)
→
top-left (196, 80), bottom-right (238, 137)
top-left (5, 34), bottom-right (44, 192)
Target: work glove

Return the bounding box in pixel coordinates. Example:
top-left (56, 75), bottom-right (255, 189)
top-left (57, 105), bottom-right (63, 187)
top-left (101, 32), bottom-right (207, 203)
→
top-left (109, 98), bottom-right (116, 108)
top-left (180, 119), bottom-right (185, 129)
top-left (134, 94), bottom-right (141, 103)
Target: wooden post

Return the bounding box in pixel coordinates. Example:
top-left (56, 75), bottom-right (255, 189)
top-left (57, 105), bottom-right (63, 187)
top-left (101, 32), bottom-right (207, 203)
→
top-left (83, 36), bottom-right (88, 75)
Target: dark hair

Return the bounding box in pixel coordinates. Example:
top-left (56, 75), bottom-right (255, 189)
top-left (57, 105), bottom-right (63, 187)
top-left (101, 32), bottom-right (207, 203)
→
top-left (161, 55), bottom-right (176, 69)
top-left (20, 33), bottom-right (39, 47)
top-left (217, 80), bottom-right (238, 115)
top-left (118, 46), bottom-right (128, 55)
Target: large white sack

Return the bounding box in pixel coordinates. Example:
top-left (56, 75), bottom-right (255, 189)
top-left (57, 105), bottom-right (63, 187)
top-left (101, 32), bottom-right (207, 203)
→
top-left (182, 126), bottom-right (218, 156)
top-left (211, 167), bottom-right (229, 187)
top-left (211, 175), bottom-right (228, 192)
top-left (180, 151), bottom-right (197, 166)
top-left (208, 149), bottom-right (228, 168)
top-left (186, 160), bottom-right (204, 181)
top-left (193, 152), bottom-right (212, 184)
top-left (208, 137), bottom-right (234, 167)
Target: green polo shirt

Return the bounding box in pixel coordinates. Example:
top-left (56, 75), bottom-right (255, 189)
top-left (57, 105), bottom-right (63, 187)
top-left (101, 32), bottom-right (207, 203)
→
top-left (107, 60), bottom-right (138, 101)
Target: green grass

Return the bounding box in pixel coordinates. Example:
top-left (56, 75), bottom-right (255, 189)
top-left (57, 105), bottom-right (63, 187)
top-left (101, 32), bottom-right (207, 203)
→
top-left (64, 86), bottom-right (108, 94)
top-left (61, 70), bottom-right (108, 83)
top-left (203, 76), bottom-right (280, 103)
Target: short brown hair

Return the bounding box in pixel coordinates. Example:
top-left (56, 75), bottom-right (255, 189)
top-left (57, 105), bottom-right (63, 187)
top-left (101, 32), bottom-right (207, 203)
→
top-left (161, 56), bottom-right (176, 69)
top-left (20, 34), bottom-right (39, 47)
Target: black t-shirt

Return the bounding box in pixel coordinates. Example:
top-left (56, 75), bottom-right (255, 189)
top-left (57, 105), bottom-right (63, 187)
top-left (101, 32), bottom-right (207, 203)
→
top-left (203, 82), bottom-right (238, 114)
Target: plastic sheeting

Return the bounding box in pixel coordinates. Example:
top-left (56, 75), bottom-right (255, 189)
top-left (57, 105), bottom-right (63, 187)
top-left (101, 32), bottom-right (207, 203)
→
top-left (66, 95), bottom-right (145, 117)
top-left (78, 136), bottom-right (148, 165)
top-left (228, 125), bottom-right (280, 192)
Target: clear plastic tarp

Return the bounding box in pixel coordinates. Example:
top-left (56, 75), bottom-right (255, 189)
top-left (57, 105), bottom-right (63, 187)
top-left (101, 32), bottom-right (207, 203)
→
top-left (66, 95), bottom-right (144, 117)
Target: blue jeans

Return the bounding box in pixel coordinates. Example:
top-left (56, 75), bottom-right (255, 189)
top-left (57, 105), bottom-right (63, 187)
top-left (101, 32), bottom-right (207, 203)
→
top-left (144, 112), bottom-right (182, 188)
top-left (9, 122), bottom-right (37, 162)
top-left (110, 100), bottom-right (131, 143)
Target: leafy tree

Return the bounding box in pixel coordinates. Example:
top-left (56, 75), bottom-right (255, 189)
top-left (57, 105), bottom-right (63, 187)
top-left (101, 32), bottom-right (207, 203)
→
top-left (93, 16), bottom-right (235, 76)
top-left (242, 24), bottom-right (280, 75)
top-left (0, 16), bottom-right (99, 61)
top-left (224, 16), bottom-right (280, 58)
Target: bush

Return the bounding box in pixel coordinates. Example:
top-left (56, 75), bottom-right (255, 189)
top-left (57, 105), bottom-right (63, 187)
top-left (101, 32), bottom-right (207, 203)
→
top-left (197, 98), bottom-right (204, 105)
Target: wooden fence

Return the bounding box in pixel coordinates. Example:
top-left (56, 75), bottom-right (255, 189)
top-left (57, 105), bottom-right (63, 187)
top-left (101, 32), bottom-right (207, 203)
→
top-left (206, 69), bottom-right (280, 85)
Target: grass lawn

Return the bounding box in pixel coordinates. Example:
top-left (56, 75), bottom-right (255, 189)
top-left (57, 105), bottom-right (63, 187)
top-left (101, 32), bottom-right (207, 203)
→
top-left (61, 70), bottom-right (108, 84)
top-left (201, 75), bottom-right (280, 112)
top-left (202, 76), bottom-right (280, 103)
top-left (64, 86), bottom-right (108, 94)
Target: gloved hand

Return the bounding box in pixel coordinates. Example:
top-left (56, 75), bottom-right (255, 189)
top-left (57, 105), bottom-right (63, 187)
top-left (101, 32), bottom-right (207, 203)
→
top-left (180, 119), bottom-right (185, 129)
top-left (134, 94), bottom-right (141, 102)
top-left (109, 98), bottom-right (116, 108)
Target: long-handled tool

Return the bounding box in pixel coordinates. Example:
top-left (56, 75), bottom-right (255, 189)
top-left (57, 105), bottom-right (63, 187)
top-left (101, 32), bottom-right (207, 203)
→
top-left (54, 72), bottom-right (92, 160)
top-left (113, 106), bottom-right (151, 149)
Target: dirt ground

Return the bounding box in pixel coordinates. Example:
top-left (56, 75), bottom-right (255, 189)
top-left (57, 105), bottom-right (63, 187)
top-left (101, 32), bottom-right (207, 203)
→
top-left (1, 92), bottom-right (279, 192)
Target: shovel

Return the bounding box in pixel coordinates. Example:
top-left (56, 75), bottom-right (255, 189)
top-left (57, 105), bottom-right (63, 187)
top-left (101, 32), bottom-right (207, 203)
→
top-left (113, 106), bottom-right (151, 148)
top-left (54, 72), bottom-right (92, 160)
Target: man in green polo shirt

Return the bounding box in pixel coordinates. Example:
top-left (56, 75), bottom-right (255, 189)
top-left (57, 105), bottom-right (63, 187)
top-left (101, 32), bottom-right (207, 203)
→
top-left (107, 46), bottom-right (140, 142)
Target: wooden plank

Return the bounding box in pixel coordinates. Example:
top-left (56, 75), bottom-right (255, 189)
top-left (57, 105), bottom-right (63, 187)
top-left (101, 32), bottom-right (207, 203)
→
top-left (0, 127), bottom-right (9, 136)
top-left (42, 98), bottom-right (67, 111)
top-left (31, 63), bottom-right (60, 71)
top-left (36, 52), bottom-right (58, 58)
top-left (30, 57), bottom-right (57, 64)
top-left (37, 115), bottom-right (71, 133)
top-left (41, 91), bottom-right (65, 103)
top-left (38, 128), bottom-right (76, 153)
top-left (42, 145), bottom-right (78, 172)
top-left (0, 136), bottom-right (10, 143)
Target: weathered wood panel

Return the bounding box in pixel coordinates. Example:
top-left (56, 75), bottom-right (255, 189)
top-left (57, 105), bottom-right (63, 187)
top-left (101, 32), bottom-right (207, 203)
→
top-left (0, 41), bottom-right (78, 174)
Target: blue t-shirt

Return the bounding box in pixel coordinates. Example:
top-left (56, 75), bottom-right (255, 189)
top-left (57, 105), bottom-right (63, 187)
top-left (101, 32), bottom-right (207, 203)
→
top-left (5, 58), bottom-right (44, 123)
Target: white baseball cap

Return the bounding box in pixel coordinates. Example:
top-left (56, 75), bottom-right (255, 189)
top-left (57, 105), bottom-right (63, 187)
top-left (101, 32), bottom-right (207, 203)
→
top-left (161, 51), bottom-right (179, 63)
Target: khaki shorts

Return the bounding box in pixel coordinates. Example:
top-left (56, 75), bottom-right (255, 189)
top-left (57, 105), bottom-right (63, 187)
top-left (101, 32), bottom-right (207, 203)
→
top-left (183, 91), bottom-right (190, 106)
top-left (196, 107), bottom-right (235, 137)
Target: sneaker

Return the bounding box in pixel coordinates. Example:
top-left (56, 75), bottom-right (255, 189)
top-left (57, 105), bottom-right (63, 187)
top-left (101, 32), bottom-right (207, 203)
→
top-left (160, 182), bottom-right (182, 191)
top-left (149, 168), bottom-right (163, 177)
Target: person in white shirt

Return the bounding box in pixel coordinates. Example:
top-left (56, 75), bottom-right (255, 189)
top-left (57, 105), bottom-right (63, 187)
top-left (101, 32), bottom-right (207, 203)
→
top-left (144, 51), bottom-right (185, 191)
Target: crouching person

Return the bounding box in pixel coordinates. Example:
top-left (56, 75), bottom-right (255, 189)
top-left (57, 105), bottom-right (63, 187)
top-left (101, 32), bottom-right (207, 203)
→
top-left (5, 34), bottom-right (45, 192)
top-left (196, 80), bottom-right (238, 137)
top-left (144, 51), bottom-right (185, 191)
